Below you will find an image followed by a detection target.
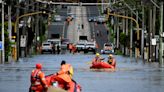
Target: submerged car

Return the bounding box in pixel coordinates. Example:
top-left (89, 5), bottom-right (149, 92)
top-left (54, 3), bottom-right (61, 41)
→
top-left (101, 43), bottom-right (115, 54)
top-left (84, 41), bottom-right (96, 54)
top-left (41, 42), bottom-right (53, 54)
top-left (61, 38), bottom-right (70, 49)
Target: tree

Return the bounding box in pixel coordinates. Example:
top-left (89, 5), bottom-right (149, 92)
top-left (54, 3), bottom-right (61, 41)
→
top-left (120, 32), bottom-right (129, 55)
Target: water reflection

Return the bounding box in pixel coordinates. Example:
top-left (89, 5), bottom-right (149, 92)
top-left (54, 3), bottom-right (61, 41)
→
top-left (0, 54), bottom-right (164, 92)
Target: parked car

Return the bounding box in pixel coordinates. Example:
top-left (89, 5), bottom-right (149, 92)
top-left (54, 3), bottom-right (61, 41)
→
top-left (47, 39), bottom-right (61, 53)
top-left (76, 41), bottom-right (86, 52)
top-left (101, 43), bottom-right (115, 54)
top-left (88, 17), bottom-right (94, 22)
top-left (88, 17), bottom-right (97, 22)
top-left (61, 38), bottom-right (70, 49)
top-left (84, 41), bottom-right (96, 54)
top-left (41, 42), bottom-right (53, 54)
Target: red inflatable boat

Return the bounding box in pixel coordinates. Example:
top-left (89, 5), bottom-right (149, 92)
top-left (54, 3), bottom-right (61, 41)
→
top-left (45, 74), bottom-right (81, 92)
top-left (90, 62), bottom-right (115, 69)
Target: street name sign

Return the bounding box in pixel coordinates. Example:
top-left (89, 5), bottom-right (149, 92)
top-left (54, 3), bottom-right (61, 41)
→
top-left (0, 41), bottom-right (2, 50)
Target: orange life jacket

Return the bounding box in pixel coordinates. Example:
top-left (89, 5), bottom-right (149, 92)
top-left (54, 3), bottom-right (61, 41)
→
top-left (57, 64), bottom-right (72, 83)
top-left (31, 69), bottom-right (47, 87)
top-left (31, 69), bottom-right (41, 85)
top-left (69, 44), bottom-right (73, 50)
top-left (107, 59), bottom-right (116, 68)
top-left (92, 57), bottom-right (101, 63)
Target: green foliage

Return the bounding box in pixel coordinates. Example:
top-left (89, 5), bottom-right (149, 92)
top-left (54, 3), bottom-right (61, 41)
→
top-left (119, 32), bottom-right (127, 45)
top-left (115, 49), bottom-right (123, 55)
top-left (0, 22), bottom-right (14, 61)
top-left (40, 35), bottom-right (46, 42)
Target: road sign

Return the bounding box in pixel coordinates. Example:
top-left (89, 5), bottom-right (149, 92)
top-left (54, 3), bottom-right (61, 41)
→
top-left (20, 35), bottom-right (26, 47)
top-left (0, 41), bottom-right (2, 50)
top-left (151, 38), bottom-right (157, 45)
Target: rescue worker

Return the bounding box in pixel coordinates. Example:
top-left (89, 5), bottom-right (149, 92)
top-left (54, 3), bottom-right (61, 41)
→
top-left (92, 53), bottom-right (104, 63)
top-left (56, 60), bottom-right (74, 92)
top-left (57, 60), bottom-right (73, 79)
top-left (29, 63), bottom-right (48, 92)
top-left (107, 54), bottom-right (116, 68)
top-left (69, 43), bottom-right (73, 53)
top-left (72, 44), bottom-right (77, 54)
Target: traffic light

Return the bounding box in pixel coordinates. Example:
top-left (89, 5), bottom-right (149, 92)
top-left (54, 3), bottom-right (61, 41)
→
top-left (12, 27), bottom-right (17, 42)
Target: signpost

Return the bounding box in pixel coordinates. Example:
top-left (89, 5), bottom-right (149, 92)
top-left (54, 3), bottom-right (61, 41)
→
top-left (20, 35), bottom-right (27, 47)
top-left (0, 41), bottom-right (2, 50)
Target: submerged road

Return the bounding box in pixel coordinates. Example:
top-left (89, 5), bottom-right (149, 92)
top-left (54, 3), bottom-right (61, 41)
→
top-left (0, 54), bottom-right (164, 92)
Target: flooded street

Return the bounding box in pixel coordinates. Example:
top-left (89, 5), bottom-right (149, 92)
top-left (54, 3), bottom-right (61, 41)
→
top-left (0, 54), bottom-right (164, 92)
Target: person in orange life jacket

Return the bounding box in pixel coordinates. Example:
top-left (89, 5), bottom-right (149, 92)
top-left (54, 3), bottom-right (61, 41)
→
top-left (92, 53), bottom-right (104, 63)
top-left (56, 60), bottom-right (74, 92)
top-left (30, 63), bottom-right (48, 92)
top-left (69, 44), bottom-right (73, 53)
top-left (107, 54), bottom-right (116, 68)
top-left (56, 60), bottom-right (73, 80)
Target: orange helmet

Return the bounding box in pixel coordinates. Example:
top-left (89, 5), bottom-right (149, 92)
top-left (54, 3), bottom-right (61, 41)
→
top-left (36, 63), bottom-right (42, 69)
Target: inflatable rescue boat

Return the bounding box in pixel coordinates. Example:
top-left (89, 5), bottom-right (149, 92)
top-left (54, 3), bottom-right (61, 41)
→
top-left (90, 62), bottom-right (115, 69)
top-left (46, 74), bottom-right (81, 92)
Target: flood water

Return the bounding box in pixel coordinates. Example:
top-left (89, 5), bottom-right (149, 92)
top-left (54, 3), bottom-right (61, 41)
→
top-left (0, 54), bottom-right (164, 92)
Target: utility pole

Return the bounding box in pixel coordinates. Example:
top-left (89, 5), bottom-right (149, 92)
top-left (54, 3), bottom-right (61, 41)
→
top-left (125, 12), bottom-right (128, 55)
top-left (1, 0), bottom-right (5, 63)
top-left (149, 8), bottom-right (153, 62)
top-left (116, 17), bottom-right (119, 49)
top-left (159, 1), bottom-right (163, 67)
top-left (35, 2), bottom-right (39, 54)
top-left (135, 11), bottom-right (139, 58)
top-left (130, 12), bottom-right (133, 59)
top-left (152, 4), bottom-right (156, 62)
top-left (16, 0), bottom-right (20, 60)
top-left (122, 11), bottom-right (125, 54)
top-left (8, 3), bottom-right (12, 41)
top-left (8, 1), bottom-right (12, 62)
top-left (141, 1), bottom-right (145, 60)
top-left (31, 0), bottom-right (35, 56)
top-left (21, 0), bottom-right (29, 58)
top-left (114, 16), bottom-right (117, 47)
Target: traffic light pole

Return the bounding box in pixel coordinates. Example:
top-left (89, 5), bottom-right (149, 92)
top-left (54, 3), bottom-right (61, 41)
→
top-left (159, 2), bottom-right (163, 67)
top-left (14, 11), bottom-right (46, 60)
top-left (107, 11), bottom-right (140, 59)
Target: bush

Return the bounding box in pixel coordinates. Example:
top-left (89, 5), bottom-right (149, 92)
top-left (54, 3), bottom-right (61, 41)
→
top-left (115, 49), bottom-right (123, 55)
